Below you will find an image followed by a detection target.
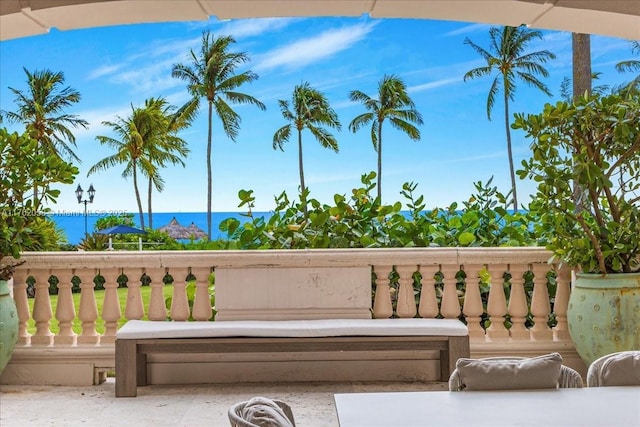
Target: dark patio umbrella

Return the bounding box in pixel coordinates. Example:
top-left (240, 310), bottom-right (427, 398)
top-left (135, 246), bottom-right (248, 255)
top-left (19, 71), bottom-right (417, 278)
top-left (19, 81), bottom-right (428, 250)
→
top-left (97, 225), bottom-right (146, 235)
top-left (97, 225), bottom-right (146, 250)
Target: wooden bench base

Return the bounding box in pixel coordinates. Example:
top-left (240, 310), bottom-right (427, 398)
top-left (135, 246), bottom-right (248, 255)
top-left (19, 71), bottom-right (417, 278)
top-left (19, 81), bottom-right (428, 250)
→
top-left (116, 334), bottom-right (469, 397)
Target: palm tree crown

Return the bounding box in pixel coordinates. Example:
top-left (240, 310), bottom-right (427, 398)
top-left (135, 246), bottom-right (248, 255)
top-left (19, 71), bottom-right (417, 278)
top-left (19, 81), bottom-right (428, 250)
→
top-left (89, 98), bottom-right (189, 230)
top-left (2, 68), bottom-right (88, 163)
top-left (273, 82), bottom-right (341, 207)
top-left (348, 74), bottom-right (423, 201)
top-left (464, 25), bottom-right (555, 210)
top-left (172, 31), bottom-right (265, 239)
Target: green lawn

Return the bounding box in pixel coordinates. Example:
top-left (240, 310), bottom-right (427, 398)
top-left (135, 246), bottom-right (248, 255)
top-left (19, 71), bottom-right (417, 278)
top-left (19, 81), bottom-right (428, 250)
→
top-left (26, 285), bottom-right (175, 335)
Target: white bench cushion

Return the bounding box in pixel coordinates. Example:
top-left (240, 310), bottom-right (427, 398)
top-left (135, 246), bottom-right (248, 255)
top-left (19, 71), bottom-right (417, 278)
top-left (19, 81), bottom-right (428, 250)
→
top-left (116, 318), bottom-right (468, 339)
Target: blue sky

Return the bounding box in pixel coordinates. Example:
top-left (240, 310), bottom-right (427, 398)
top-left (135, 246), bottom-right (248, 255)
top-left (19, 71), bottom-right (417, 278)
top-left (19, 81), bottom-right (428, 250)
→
top-left (0, 16), bottom-right (635, 216)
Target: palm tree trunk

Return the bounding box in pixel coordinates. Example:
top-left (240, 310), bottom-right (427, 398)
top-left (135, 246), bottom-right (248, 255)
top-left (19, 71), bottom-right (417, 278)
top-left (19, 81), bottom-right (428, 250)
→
top-left (147, 177), bottom-right (153, 229)
top-left (503, 88), bottom-right (518, 212)
top-left (132, 162), bottom-right (145, 229)
top-left (572, 33), bottom-right (591, 214)
top-left (377, 121), bottom-right (383, 202)
top-left (207, 101), bottom-right (213, 240)
top-left (297, 128), bottom-right (307, 214)
top-left (572, 33), bottom-right (592, 100)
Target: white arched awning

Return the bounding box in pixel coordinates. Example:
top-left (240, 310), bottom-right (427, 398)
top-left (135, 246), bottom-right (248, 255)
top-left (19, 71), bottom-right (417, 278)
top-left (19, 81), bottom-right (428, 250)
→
top-left (1, 0), bottom-right (639, 41)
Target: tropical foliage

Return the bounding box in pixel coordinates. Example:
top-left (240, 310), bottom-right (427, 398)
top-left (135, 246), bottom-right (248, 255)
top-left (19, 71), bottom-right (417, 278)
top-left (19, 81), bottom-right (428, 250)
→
top-left (273, 82), bottom-right (341, 210)
top-left (0, 128), bottom-right (78, 279)
top-left (348, 75), bottom-right (423, 201)
top-left (219, 172), bottom-right (537, 250)
top-left (515, 92), bottom-right (640, 274)
top-left (464, 25), bottom-right (556, 211)
top-left (172, 31), bottom-right (266, 239)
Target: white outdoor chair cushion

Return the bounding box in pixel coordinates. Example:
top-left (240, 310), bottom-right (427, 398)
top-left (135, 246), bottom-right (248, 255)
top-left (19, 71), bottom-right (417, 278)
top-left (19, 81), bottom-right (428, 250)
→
top-left (451, 353), bottom-right (565, 391)
top-left (587, 351), bottom-right (640, 387)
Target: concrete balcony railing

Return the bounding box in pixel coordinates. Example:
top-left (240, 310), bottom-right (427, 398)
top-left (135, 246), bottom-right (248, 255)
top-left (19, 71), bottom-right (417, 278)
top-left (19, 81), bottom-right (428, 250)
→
top-left (0, 247), bottom-right (585, 386)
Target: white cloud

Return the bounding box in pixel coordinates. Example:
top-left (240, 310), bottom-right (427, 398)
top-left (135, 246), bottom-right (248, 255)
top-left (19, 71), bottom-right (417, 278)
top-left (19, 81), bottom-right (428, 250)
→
top-left (255, 22), bottom-right (377, 71)
top-left (442, 23), bottom-right (490, 37)
top-left (223, 18), bottom-right (296, 38)
top-left (86, 64), bottom-right (123, 80)
top-left (408, 77), bottom-right (461, 93)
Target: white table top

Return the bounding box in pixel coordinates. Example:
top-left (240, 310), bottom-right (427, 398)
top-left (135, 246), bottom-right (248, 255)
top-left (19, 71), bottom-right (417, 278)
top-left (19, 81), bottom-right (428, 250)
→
top-left (334, 387), bottom-right (640, 427)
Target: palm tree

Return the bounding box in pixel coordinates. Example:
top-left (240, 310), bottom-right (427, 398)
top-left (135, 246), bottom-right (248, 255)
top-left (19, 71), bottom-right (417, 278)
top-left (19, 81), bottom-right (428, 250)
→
top-left (348, 75), bottom-right (423, 201)
top-left (139, 97), bottom-right (192, 229)
top-left (463, 26), bottom-right (556, 211)
top-left (2, 68), bottom-right (88, 207)
top-left (88, 101), bottom-right (175, 229)
top-left (273, 82), bottom-right (342, 208)
top-left (172, 31), bottom-right (265, 239)
top-left (616, 40), bottom-right (640, 96)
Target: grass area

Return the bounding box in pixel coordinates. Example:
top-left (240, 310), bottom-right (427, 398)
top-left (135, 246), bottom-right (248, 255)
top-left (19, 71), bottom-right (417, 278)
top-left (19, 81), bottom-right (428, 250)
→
top-left (26, 285), bottom-right (175, 335)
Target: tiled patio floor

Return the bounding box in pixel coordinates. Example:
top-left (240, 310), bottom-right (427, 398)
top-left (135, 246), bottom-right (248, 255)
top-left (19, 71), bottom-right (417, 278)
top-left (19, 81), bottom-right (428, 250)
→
top-left (0, 379), bottom-right (448, 426)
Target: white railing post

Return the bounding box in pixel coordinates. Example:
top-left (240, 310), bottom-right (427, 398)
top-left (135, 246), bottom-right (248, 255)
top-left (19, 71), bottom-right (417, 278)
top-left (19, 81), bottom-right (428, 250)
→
top-left (169, 267), bottom-right (190, 321)
top-left (76, 268), bottom-right (99, 344)
top-left (123, 268), bottom-right (145, 320)
top-left (461, 264), bottom-right (485, 339)
top-left (191, 267), bottom-right (213, 321)
top-left (51, 269), bottom-right (76, 345)
top-left (147, 267), bottom-right (168, 321)
top-left (418, 265), bottom-right (440, 319)
top-left (530, 264), bottom-right (553, 340)
top-left (507, 265), bottom-right (530, 340)
top-left (486, 264), bottom-right (509, 340)
top-left (395, 265), bottom-right (417, 318)
top-left (31, 269), bottom-right (53, 345)
top-left (553, 265), bottom-right (572, 340)
top-left (101, 268), bottom-right (122, 343)
top-left (12, 268), bottom-right (31, 345)
top-left (440, 265), bottom-right (461, 320)
top-left (372, 265), bottom-right (393, 319)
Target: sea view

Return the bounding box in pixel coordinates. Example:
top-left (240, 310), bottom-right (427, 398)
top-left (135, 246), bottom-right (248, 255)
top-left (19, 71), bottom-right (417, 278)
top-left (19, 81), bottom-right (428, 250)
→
top-left (51, 211), bottom-right (266, 245)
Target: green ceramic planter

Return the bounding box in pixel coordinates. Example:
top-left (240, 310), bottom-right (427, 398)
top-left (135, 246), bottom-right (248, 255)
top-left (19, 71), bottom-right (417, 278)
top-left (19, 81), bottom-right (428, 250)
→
top-left (0, 279), bottom-right (19, 375)
top-left (567, 273), bottom-right (640, 366)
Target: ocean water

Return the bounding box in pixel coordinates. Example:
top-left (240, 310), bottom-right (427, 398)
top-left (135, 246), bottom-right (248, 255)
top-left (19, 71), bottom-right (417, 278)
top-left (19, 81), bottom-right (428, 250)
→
top-left (51, 211), bottom-right (267, 245)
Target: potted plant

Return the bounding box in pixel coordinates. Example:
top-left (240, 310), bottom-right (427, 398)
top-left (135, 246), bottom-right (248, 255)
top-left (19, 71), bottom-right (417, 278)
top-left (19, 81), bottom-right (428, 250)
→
top-left (0, 127), bottom-right (78, 374)
top-left (514, 91), bottom-right (640, 365)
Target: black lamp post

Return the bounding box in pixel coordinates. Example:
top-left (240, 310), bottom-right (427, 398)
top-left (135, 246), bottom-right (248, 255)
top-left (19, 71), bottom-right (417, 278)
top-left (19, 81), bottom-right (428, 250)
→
top-left (76, 184), bottom-right (96, 236)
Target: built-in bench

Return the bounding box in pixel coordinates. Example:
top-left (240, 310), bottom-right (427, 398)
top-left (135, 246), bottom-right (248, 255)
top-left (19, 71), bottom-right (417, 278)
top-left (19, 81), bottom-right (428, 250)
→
top-left (115, 318), bottom-right (470, 397)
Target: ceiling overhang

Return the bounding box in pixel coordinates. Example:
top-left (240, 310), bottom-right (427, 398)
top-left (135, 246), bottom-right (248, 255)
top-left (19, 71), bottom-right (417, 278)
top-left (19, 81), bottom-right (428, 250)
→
top-left (1, 0), bottom-right (639, 41)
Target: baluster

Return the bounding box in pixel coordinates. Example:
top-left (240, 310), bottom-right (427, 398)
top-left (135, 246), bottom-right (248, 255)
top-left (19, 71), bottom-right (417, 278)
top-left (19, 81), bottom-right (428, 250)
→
top-left (530, 264), bottom-right (553, 340)
top-left (418, 265), bottom-right (440, 319)
top-left (76, 269), bottom-right (99, 345)
top-left (507, 265), bottom-right (530, 340)
top-left (485, 264), bottom-right (509, 340)
top-left (30, 269), bottom-right (53, 345)
top-left (191, 267), bottom-right (213, 321)
top-left (553, 265), bottom-right (571, 340)
top-left (372, 265), bottom-right (393, 319)
top-left (101, 268), bottom-right (122, 343)
top-left (461, 264), bottom-right (485, 339)
top-left (147, 268), bottom-right (168, 321)
top-left (440, 265), bottom-right (461, 319)
top-left (124, 269), bottom-right (145, 320)
top-left (51, 269), bottom-right (76, 345)
top-left (170, 268), bottom-right (190, 321)
top-left (12, 268), bottom-right (31, 345)
top-left (395, 265), bottom-right (417, 318)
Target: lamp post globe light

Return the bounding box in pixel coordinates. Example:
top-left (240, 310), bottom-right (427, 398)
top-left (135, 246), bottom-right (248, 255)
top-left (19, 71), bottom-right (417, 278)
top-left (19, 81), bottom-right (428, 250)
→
top-left (76, 184), bottom-right (96, 236)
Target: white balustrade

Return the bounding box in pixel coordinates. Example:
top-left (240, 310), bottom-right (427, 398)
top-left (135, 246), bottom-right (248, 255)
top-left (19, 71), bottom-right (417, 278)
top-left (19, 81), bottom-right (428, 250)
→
top-left (2, 248), bottom-right (581, 386)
